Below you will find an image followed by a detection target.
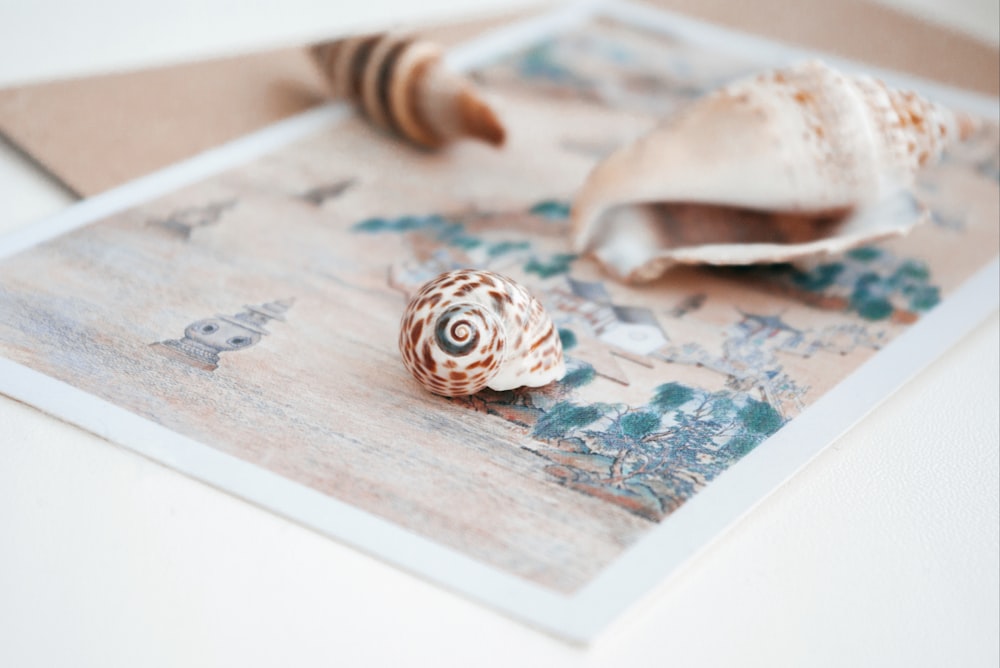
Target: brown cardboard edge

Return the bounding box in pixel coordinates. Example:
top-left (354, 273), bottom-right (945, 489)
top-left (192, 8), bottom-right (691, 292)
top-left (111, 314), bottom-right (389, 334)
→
top-left (0, 0), bottom-right (996, 197)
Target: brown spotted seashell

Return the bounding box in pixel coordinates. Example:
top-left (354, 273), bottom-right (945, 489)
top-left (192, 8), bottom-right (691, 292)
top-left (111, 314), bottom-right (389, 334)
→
top-left (399, 270), bottom-right (566, 397)
top-left (571, 60), bottom-right (978, 282)
top-left (310, 33), bottom-right (505, 149)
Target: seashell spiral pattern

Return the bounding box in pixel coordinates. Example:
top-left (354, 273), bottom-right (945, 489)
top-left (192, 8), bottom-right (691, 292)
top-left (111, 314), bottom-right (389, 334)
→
top-left (310, 33), bottom-right (505, 149)
top-left (399, 270), bottom-right (566, 397)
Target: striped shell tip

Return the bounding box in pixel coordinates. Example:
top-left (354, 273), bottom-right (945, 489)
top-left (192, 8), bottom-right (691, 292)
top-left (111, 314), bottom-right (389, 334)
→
top-left (310, 33), bottom-right (506, 150)
top-left (459, 90), bottom-right (506, 147)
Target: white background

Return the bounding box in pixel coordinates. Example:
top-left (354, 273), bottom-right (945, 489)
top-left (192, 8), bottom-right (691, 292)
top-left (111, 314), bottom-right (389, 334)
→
top-left (1, 1), bottom-right (998, 666)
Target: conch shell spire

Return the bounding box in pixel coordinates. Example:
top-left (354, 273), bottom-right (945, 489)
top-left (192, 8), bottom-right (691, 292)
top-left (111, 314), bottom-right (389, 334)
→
top-left (310, 33), bottom-right (505, 149)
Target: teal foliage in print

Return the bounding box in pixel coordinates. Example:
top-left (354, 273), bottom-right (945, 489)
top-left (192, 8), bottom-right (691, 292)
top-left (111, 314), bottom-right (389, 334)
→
top-left (561, 365), bottom-right (596, 390)
top-left (558, 327), bottom-right (578, 351)
top-left (352, 201), bottom-right (578, 278)
top-left (526, 381), bottom-right (785, 520)
top-left (788, 263), bottom-right (842, 292)
top-left (650, 382), bottom-right (695, 412)
top-left (353, 214), bottom-right (482, 251)
top-left (483, 27), bottom-right (756, 115)
top-left (486, 240), bottom-right (531, 257)
top-left (525, 253), bottom-right (577, 278)
top-left (533, 401), bottom-right (609, 440)
top-left (529, 200), bottom-right (571, 219)
top-left (460, 370), bottom-right (786, 522)
top-left (769, 245), bottom-right (941, 321)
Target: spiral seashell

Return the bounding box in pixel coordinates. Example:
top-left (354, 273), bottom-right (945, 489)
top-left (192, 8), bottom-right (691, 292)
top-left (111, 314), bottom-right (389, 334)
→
top-left (399, 269), bottom-right (566, 397)
top-left (310, 33), bottom-right (506, 149)
top-left (571, 60), bottom-right (977, 281)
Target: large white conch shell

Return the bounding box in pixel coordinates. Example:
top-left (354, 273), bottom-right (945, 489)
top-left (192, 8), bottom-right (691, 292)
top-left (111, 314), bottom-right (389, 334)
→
top-left (571, 61), bottom-right (977, 282)
top-left (399, 270), bottom-right (566, 397)
top-left (311, 33), bottom-right (506, 149)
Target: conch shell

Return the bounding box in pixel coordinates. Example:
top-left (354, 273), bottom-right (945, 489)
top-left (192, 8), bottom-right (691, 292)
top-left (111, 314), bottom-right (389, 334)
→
top-left (399, 269), bottom-right (565, 396)
top-left (311, 33), bottom-right (506, 149)
top-left (571, 61), bottom-right (977, 282)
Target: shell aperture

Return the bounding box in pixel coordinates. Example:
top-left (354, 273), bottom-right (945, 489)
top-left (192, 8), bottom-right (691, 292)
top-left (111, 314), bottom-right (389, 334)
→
top-left (399, 270), bottom-right (566, 397)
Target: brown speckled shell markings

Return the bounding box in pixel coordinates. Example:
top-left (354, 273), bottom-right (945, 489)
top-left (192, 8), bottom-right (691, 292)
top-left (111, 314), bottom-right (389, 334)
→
top-left (310, 33), bottom-right (505, 149)
top-left (399, 270), bottom-right (566, 397)
top-left (570, 60), bottom-right (979, 281)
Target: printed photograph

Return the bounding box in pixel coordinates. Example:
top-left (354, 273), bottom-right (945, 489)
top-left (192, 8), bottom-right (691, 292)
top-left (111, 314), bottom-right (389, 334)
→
top-left (0, 15), bottom-right (997, 596)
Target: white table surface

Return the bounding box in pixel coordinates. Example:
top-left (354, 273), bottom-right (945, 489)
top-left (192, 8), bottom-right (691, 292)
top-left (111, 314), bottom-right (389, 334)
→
top-left (1, 2), bottom-right (998, 666)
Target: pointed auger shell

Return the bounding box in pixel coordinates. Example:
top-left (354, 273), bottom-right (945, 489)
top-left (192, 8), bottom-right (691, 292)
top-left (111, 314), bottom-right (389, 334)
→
top-left (311, 33), bottom-right (506, 149)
